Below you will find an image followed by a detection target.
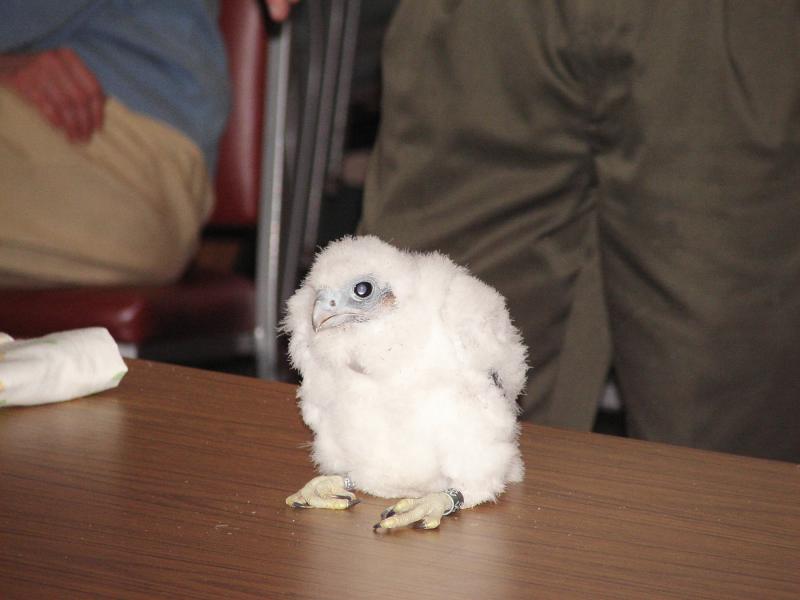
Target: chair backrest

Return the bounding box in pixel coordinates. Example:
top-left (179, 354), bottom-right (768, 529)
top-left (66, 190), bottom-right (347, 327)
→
top-left (211, 0), bottom-right (267, 227)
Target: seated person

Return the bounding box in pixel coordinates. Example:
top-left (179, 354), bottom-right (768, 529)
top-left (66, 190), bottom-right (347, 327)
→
top-left (0, 0), bottom-right (230, 287)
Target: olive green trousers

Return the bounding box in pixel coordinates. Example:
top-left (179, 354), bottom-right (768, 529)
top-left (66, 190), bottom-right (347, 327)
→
top-left (360, 0), bottom-right (800, 461)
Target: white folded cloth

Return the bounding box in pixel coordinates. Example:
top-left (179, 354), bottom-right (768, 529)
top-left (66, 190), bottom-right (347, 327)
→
top-left (0, 328), bottom-right (128, 407)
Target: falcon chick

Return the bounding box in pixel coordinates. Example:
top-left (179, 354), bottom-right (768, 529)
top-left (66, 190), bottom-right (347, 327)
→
top-left (283, 236), bottom-right (527, 530)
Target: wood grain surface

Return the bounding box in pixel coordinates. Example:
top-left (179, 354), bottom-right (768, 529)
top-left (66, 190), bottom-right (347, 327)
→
top-left (1, 359), bottom-right (798, 599)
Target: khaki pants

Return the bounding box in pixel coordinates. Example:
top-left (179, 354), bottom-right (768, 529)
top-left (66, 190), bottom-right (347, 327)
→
top-left (361, 1), bottom-right (800, 461)
top-left (0, 87), bottom-right (213, 287)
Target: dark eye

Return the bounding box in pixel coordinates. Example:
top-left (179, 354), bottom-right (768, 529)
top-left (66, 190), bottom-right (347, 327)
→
top-left (354, 281), bottom-right (373, 298)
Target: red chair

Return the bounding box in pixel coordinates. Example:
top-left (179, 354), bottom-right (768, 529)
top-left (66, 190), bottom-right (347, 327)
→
top-left (0, 0), bottom-right (361, 380)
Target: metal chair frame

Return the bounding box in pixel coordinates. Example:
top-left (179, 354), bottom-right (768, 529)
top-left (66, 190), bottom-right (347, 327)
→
top-left (255, 0), bottom-right (361, 379)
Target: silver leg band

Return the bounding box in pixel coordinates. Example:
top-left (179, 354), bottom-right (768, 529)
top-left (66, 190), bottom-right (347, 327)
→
top-left (442, 488), bottom-right (464, 516)
top-left (342, 475), bottom-right (356, 492)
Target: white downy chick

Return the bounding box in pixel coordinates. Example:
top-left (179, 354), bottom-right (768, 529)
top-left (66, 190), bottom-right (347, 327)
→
top-left (283, 235), bottom-right (527, 530)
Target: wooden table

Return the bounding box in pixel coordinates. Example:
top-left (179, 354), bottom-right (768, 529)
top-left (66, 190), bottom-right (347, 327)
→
top-left (1, 360), bottom-right (798, 599)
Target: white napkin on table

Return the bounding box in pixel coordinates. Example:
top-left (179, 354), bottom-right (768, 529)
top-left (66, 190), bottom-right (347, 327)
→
top-left (0, 327), bottom-right (128, 407)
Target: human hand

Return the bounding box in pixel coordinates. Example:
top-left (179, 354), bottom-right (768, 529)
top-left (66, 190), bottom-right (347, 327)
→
top-left (264, 0), bottom-right (300, 22)
top-left (0, 48), bottom-right (105, 143)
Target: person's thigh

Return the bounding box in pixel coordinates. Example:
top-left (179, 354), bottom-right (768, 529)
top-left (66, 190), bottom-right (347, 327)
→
top-left (601, 1), bottom-right (800, 461)
top-left (360, 1), bottom-right (611, 427)
top-left (0, 88), bottom-right (212, 287)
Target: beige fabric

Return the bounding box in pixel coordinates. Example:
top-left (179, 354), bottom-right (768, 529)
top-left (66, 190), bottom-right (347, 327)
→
top-left (0, 87), bottom-right (213, 287)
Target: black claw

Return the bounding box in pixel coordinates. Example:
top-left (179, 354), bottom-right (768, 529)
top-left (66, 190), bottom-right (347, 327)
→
top-left (412, 521), bottom-right (428, 529)
top-left (348, 499), bottom-right (361, 508)
top-left (292, 502), bottom-right (310, 509)
top-left (373, 522), bottom-right (383, 530)
top-left (380, 508), bottom-right (395, 520)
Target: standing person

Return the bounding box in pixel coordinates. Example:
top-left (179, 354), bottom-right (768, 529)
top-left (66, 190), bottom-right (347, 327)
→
top-left (360, 1), bottom-right (800, 462)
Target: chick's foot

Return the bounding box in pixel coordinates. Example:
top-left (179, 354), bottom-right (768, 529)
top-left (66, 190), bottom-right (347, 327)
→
top-left (286, 475), bottom-right (359, 510)
top-left (374, 490), bottom-right (463, 531)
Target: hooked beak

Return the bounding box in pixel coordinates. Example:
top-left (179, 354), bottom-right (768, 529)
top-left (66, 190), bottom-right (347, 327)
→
top-left (312, 289), bottom-right (359, 332)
